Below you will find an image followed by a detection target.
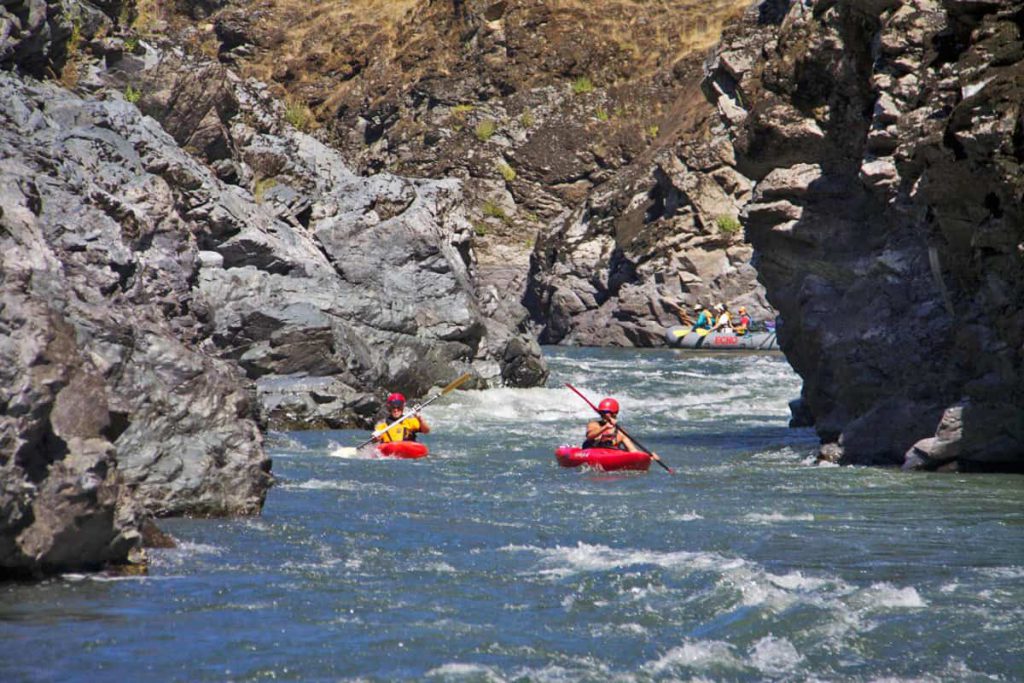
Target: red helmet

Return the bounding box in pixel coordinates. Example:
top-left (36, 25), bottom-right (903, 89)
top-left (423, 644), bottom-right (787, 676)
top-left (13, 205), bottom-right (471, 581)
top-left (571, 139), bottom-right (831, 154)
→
top-left (597, 398), bottom-right (619, 414)
top-left (386, 392), bottom-right (406, 407)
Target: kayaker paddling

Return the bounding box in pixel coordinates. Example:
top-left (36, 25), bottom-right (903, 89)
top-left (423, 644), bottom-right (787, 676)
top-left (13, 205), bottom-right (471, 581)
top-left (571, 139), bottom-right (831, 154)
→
top-left (373, 392), bottom-right (430, 444)
top-left (583, 398), bottom-right (639, 451)
top-left (570, 392), bottom-right (671, 472)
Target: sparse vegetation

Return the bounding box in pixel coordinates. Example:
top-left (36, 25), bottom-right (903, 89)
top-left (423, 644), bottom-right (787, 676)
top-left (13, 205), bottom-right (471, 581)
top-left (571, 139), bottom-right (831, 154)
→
top-left (646, 124), bottom-right (660, 139)
top-left (59, 22), bottom-right (83, 87)
top-left (130, 0), bottom-right (162, 34)
top-left (475, 119), bottom-right (497, 141)
top-left (571, 76), bottom-right (595, 95)
top-left (496, 161), bottom-right (516, 183)
top-left (123, 36), bottom-right (139, 52)
top-left (715, 214), bottom-right (742, 234)
top-left (284, 98), bottom-right (314, 131)
top-left (520, 109), bottom-right (535, 128)
top-left (124, 85), bottom-right (142, 104)
top-left (254, 177), bottom-right (278, 203)
top-left (595, 107), bottom-right (610, 122)
top-left (451, 104), bottom-right (475, 117)
top-left (482, 201), bottom-right (512, 226)
top-left (472, 221), bottom-right (489, 237)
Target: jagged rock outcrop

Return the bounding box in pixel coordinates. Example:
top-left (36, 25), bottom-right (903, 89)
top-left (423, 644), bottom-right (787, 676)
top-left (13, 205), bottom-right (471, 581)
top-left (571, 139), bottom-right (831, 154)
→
top-left (151, 0), bottom-right (761, 347)
top-left (100, 48), bottom-right (547, 428)
top-left (705, 0), bottom-right (1024, 471)
top-left (1, 42), bottom-right (273, 576)
top-left (526, 77), bottom-right (772, 345)
top-left (0, 0), bottom-right (545, 577)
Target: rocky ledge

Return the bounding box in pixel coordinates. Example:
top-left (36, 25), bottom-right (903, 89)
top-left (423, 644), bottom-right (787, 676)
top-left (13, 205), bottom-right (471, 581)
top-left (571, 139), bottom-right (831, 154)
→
top-left (0, 0), bottom-right (547, 578)
top-left (705, 0), bottom-right (1023, 472)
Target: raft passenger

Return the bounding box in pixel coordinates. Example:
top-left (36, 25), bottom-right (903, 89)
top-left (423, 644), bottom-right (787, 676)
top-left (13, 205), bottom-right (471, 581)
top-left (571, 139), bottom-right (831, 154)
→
top-left (711, 303), bottom-right (733, 332)
top-left (372, 392), bottom-right (430, 443)
top-left (735, 306), bottom-right (751, 335)
top-left (692, 303), bottom-right (714, 331)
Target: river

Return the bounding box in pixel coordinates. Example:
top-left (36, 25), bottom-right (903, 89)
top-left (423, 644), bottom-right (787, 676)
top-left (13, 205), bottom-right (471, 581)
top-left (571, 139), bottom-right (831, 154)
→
top-left (2, 347), bottom-right (1022, 681)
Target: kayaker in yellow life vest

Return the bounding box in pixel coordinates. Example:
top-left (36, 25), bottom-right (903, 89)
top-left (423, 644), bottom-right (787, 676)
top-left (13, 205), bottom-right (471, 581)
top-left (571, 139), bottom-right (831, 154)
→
top-left (372, 392), bottom-right (430, 443)
top-left (583, 398), bottom-right (641, 452)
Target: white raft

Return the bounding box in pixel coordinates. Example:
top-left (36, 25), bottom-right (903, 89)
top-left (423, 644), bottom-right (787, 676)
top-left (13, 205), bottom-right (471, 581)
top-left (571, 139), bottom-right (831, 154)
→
top-left (664, 326), bottom-right (780, 350)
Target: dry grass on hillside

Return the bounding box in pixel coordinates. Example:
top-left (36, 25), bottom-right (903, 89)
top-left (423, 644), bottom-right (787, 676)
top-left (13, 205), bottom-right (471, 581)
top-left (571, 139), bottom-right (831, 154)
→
top-left (553, 0), bottom-right (748, 73)
top-left (235, 0), bottom-right (748, 98)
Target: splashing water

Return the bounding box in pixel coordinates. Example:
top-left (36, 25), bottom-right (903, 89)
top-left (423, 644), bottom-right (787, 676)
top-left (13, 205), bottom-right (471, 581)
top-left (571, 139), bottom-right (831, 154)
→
top-left (1, 347), bottom-right (1022, 681)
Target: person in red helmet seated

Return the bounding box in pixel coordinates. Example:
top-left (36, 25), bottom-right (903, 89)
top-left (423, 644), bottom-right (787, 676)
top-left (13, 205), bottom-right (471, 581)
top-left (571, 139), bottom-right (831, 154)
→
top-left (372, 392), bottom-right (430, 443)
top-left (582, 398), bottom-right (640, 451)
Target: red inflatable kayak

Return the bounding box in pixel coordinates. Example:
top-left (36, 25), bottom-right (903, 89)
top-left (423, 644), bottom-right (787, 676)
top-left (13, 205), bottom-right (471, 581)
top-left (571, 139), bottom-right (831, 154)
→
top-left (376, 442), bottom-right (429, 459)
top-left (555, 446), bottom-right (651, 472)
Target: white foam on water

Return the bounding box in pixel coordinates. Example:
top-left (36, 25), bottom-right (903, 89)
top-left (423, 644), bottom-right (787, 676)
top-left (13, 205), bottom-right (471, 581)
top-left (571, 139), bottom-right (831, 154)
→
top-left (670, 510), bottom-right (704, 521)
top-left (767, 571), bottom-right (831, 592)
top-left (592, 622), bottom-right (649, 637)
top-left (148, 541), bottom-right (224, 570)
top-left (509, 658), bottom-right (614, 683)
top-left (860, 583), bottom-right (927, 609)
top-left (643, 639), bottom-right (741, 673)
top-left (425, 662), bottom-right (504, 681)
top-left (326, 444), bottom-right (379, 459)
top-left (500, 542), bottom-right (735, 579)
top-left (747, 635), bottom-right (804, 675)
top-left (743, 512), bottom-right (816, 523)
top-left (282, 478), bottom-right (362, 491)
top-left (424, 561), bottom-right (457, 573)
top-left (976, 566), bottom-right (1024, 580)
top-left (62, 573), bottom-right (164, 583)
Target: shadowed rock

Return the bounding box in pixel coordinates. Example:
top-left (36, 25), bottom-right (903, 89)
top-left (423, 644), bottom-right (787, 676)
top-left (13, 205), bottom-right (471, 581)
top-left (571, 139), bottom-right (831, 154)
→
top-left (704, 0), bottom-right (1024, 472)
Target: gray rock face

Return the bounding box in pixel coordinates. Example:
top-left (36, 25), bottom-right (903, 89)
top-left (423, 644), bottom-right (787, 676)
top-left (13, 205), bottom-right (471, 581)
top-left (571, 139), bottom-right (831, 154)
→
top-left (104, 50), bottom-right (547, 428)
top-left (526, 101), bottom-right (773, 346)
top-left (0, 69), bottom-right (272, 576)
top-left (705, 1), bottom-right (1024, 471)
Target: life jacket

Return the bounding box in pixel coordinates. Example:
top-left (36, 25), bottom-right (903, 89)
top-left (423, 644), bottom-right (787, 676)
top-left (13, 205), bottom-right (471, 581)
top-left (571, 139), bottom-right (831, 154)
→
top-left (582, 421), bottom-right (626, 450)
top-left (735, 314), bottom-right (751, 334)
top-left (694, 310), bottom-right (713, 330)
top-left (374, 415), bottom-right (422, 443)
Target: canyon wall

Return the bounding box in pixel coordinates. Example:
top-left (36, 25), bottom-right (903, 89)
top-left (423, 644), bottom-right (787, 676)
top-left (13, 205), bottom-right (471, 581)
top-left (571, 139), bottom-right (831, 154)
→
top-left (705, 0), bottom-right (1023, 470)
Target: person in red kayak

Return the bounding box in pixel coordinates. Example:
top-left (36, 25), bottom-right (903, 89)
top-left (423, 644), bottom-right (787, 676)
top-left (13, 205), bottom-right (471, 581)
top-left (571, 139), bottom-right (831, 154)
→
top-left (372, 392), bottom-right (430, 443)
top-left (582, 398), bottom-right (641, 451)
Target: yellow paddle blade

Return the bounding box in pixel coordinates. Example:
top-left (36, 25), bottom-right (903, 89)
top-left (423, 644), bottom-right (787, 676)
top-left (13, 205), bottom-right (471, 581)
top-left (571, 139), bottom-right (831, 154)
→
top-left (696, 328), bottom-right (711, 337)
top-left (672, 326), bottom-right (692, 339)
top-left (441, 372), bottom-right (473, 395)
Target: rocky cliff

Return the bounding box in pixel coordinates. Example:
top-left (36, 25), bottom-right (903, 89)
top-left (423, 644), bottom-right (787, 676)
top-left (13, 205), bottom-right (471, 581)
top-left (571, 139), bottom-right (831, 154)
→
top-left (0, 0), bottom-right (545, 577)
top-left (705, 0), bottom-right (1024, 471)
top-left (174, 0), bottom-right (770, 346)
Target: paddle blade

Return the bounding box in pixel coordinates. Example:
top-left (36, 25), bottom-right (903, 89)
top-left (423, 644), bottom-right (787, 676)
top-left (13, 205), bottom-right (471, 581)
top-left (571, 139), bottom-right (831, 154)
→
top-left (441, 372), bottom-right (473, 395)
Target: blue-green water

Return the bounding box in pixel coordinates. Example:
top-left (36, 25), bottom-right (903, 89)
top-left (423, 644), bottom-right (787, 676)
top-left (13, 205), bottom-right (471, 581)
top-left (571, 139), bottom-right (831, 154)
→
top-left (2, 348), bottom-right (1023, 681)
